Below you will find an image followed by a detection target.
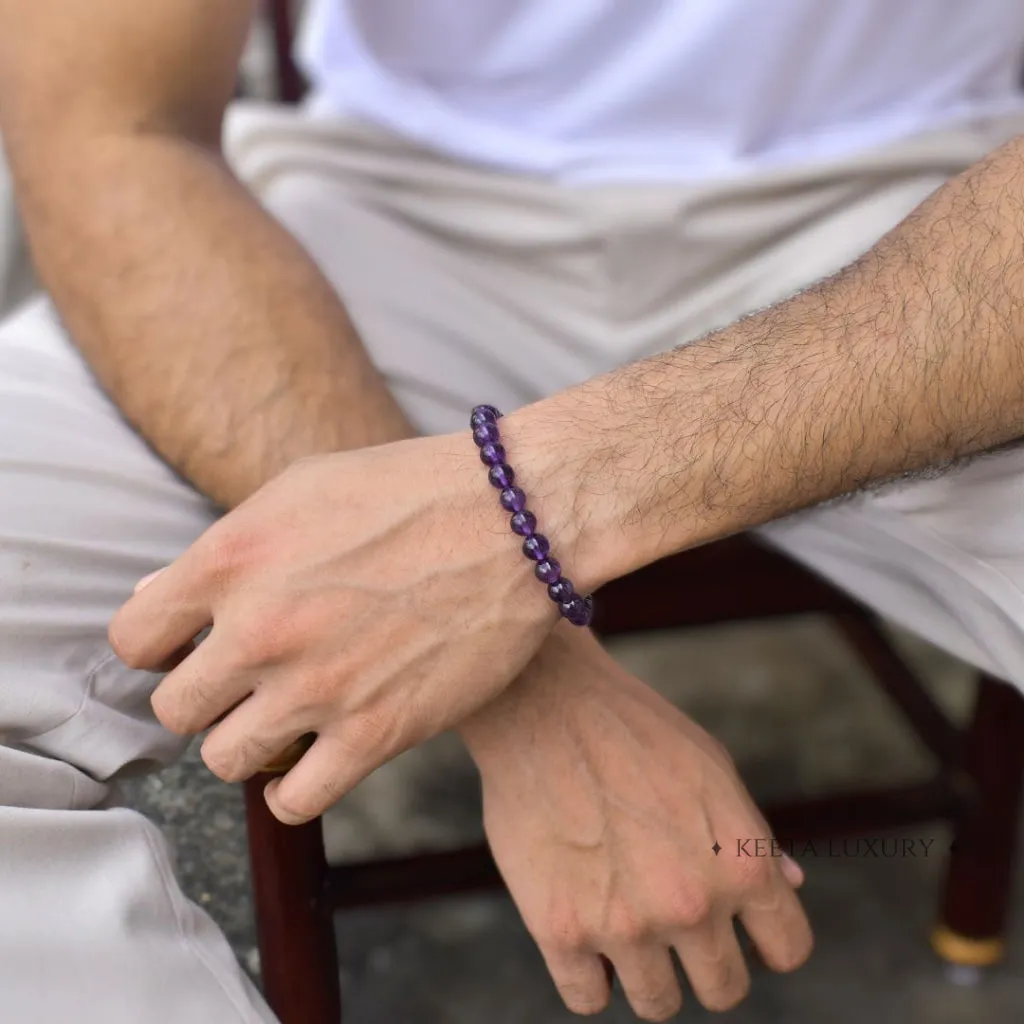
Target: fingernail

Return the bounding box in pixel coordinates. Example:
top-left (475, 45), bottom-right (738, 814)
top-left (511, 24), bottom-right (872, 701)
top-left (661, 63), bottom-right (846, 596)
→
top-left (781, 852), bottom-right (805, 887)
top-left (134, 568), bottom-right (166, 593)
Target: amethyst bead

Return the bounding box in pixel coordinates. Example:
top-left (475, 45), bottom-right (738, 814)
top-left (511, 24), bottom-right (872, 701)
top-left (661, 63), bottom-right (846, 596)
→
top-left (499, 486), bottom-right (527, 512)
top-left (535, 558), bottom-right (561, 584)
top-left (522, 534), bottom-right (550, 561)
top-left (472, 422), bottom-right (500, 447)
top-left (479, 442), bottom-right (506, 467)
top-left (469, 402), bottom-right (593, 627)
top-left (509, 510), bottom-right (537, 537)
top-left (560, 594), bottom-right (594, 627)
top-left (488, 463), bottom-right (515, 489)
top-left (470, 405), bottom-right (500, 429)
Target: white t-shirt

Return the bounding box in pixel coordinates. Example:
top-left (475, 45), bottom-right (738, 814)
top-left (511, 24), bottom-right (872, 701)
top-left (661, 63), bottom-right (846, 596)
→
top-left (298, 0), bottom-right (1024, 182)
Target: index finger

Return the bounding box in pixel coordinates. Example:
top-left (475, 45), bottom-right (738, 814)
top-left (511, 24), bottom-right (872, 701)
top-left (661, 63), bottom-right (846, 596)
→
top-left (108, 546), bottom-right (215, 669)
top-left (738, 871), bottom-right (814, 974)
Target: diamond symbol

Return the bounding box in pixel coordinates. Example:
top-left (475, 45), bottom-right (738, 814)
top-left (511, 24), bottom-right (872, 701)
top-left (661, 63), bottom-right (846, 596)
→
top-left (712, 842), bottom-right (722, 855)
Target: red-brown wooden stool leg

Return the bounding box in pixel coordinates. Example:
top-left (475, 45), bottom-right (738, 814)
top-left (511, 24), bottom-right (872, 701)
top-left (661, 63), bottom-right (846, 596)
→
top-left (245, 777), bottom-right (341, 1023)
top-left (933, 674), bottom-right (1024, 967)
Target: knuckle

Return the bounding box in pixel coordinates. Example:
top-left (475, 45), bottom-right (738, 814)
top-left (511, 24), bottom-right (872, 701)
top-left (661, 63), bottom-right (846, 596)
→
top-left (201, 744), bottom-right (238, 782)
top-left (633, 985), bottom-right (683, 1022)
top-left (768, 930), bottom-right (814, 974)
top-left (344, 707), bottom-right (402, 759)
top-left (268, 782), bottom-right (305, 821)
top-left (699, 964), bottom-right (751, 1013)
top-left (313, 769), bottom-right (350, 811)
top-left (150, 690), bottom-right (193, 736)
top-left (107, 618), bottom-right (144, 668)
top-left (557, 977), bottom-right (609, 1017)
top-left (605, 909), bottom-right (649, 947)
top-left (201, 525), bottom-right (262, 592)
top-left (231, 611), bottom-right (295, 665)
top-left (271, 787), bottom-right (319, 824)
top-left (183, 676), bottom-right (223, 715)
top-left (537, 913), bottom-right (587, 956)
top-left (666, 884), bottom-right (712, 930)
top-left (153, 680), bottom-right (218, 735)
top-left (733, 852), bottom-right (773, 891)
top-left (271, 763), bottom-right (355, 824)
top-left (203, 531), bottom-right (245, 587)
top-left (298, 663), bottom-right (344, 710)
top-left (202, 735), bottom-right (274, 783)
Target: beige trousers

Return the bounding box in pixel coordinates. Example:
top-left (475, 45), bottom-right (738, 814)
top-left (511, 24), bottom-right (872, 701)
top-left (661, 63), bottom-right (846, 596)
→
top-left (2, 101), bottom-right (1023, 1020)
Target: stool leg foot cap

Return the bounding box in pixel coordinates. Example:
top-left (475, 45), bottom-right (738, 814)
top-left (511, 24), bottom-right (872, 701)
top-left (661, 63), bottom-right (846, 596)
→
top-left (931, 925), bottom-right (1004, 967)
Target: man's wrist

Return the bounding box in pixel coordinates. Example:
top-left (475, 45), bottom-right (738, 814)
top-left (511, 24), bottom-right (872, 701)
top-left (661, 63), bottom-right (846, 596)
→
top-left (500, 399), bottom-right (630, 595)
top-left (499, 314), bottom-right (833, 591)
top-left (457, 620), bottom-right (600, 762)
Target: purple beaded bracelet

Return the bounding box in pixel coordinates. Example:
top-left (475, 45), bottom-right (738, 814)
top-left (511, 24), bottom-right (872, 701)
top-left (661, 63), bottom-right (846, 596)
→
top-left (470, 405), bottom-right (594, 627)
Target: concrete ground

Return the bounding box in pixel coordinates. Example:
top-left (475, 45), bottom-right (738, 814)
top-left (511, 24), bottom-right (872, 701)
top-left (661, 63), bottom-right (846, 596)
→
top-left (122, 617), bottom-right (1024, 1022)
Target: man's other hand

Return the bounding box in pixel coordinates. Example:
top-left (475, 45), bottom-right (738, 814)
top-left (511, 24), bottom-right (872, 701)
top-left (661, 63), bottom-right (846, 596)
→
top-left (461, 626), bottom-right (812, 1019)
top-left (109, 434), bottom-right (559, 823)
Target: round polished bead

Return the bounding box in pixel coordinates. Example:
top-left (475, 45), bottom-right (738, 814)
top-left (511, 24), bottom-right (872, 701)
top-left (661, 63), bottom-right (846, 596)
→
top-left (509, 510), bottom-right (537, 537)
top-left (472, 422), bottom-right (500, 447)
top-left (535, 558), bottom-right (561, 584)
top-left (499, 486), bottom-right (527, 512)
top-left (470, 405), bottom-right (500, 429)
top-left (479, 442), bottom-right (506, 467)
top-left (488, 463), bottom-right (515, 489)
top-left (560, 593), bottom-right (594, 626)
top-left (547, 578), bottom-right (574, 603)
top-left (522, 534), bottom-right (550, 561)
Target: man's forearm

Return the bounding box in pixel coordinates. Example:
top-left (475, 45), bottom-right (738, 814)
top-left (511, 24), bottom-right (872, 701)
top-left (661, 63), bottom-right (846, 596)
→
top-left (12, 132), bottom-right (412, 507)
top-left (509, 135), bottom-right (1024, 589)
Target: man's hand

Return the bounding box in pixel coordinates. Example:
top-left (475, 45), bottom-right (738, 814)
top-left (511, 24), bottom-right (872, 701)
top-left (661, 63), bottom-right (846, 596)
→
top-left (461, 625), bottom-right (812, 1020)
top-left (109, 435), bottom-right (566, 824)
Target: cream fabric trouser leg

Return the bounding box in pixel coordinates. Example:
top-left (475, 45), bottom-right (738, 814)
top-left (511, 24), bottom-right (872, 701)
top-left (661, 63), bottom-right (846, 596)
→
top-left (1, 101), bottom-right (1023, 1020)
